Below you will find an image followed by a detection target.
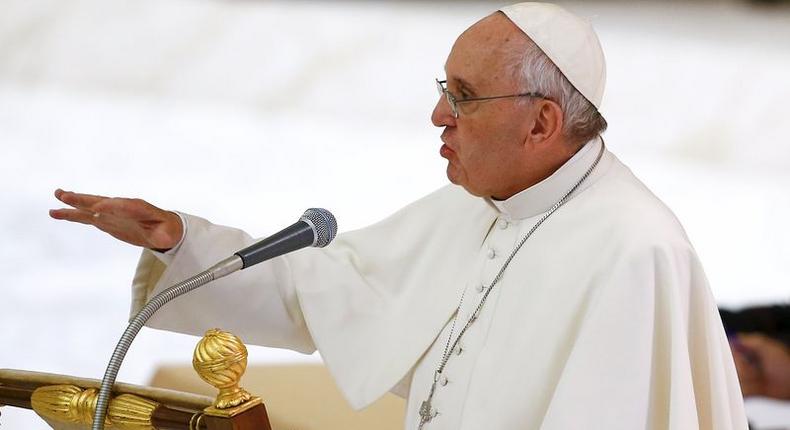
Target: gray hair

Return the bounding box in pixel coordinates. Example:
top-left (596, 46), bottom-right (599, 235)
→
top-left (511, 38), bottom-right (607, 146)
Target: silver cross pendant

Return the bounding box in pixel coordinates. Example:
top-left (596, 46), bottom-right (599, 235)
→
top-left (419, 399), bottom-right (434, 425)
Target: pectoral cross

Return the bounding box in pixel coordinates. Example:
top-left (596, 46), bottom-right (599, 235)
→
top-left (418, 400), bottom-right (434, 429)
top-left (418, 379), bottom-right (439, 429)
top-left (419, 399), bottom-right (433, 425)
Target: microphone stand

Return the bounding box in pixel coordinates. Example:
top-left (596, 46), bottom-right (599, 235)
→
top-left (90, 255), bottom-right (242, 430)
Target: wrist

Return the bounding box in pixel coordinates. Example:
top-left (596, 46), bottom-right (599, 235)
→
top-left (159, 211), bottom-right (187, 255)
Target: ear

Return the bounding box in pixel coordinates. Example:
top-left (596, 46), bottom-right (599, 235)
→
top-left (527, 99), bottom-right (564, 146)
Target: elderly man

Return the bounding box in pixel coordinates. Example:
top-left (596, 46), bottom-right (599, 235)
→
top-left (51, 3), bottom-right (747, 429)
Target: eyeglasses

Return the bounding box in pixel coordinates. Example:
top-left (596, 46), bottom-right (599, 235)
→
top-left (436, 79), bottom-right (546, 118)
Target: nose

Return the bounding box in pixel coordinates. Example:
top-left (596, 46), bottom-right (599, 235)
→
top-left (431, 94), bottom-right (457, 128)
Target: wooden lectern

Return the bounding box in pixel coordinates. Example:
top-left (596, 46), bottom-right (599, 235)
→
top-left (0, 329), bottom-right (272, 430)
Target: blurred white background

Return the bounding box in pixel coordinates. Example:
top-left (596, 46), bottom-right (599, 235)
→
top-left (1, 0), bottom-right (789, 428)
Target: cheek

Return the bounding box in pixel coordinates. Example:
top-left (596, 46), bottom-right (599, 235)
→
top-left (453, 108), bottom-right (528, 183)
top-left (458, 123), bottom-right (513, 167)
top-left (454, 130), bottom-right (485, 171)
top-left (454, 143), bottom-right (500, 190)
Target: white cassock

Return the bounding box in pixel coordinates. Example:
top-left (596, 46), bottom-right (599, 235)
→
top-left (130, 138), bottom-right (747, 429)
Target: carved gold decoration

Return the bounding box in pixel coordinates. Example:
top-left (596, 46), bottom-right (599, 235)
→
top-left (107, 394), bottom-right (159, 430)
top-left (193, 328), bottom-right (262, 417)
top-left (31, 384), bottom-right (159, 429)
top-left (31, 385), bottom-right (107, 426)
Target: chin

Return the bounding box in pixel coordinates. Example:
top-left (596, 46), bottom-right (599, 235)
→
top-left (446, 166), bottom-right (461, 186)
top-left (449, 176), bottom-right (484, 197)
top-left (446, 166), bottom-right (483, 196)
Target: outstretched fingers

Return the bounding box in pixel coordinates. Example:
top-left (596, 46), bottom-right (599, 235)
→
top-left (91, 197), bottom-right (157, 221)
top-left (50, 189), bottom-right (182, 249)
top-left (53, 190), bottom-right (150, 222)
top-left (54, 189), bottom-right (111, 211)
top-left (48, 208), bottom-right (101, 225)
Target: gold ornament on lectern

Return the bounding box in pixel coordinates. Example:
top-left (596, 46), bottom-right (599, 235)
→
top-left (30, 384), bottom-right (158, 429)
top-left (31, 385), bottom-right (103, 425)
top-left (107, 394), bottom-right (159, 429)
top-left (193, 328), bottom-right (262, 417)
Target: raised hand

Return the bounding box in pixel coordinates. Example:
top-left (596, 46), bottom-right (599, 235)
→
top-left (49, 189), bottom-right (184, 251)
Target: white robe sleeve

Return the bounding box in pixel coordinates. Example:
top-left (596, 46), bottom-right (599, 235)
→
top-left (129, 185), bottom-right (498, 409)
top-left (538, 239), bottom-right (748, 430)
top-left (130, 211), bottom-right (317, 354)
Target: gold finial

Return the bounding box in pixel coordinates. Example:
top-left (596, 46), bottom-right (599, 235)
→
top-left (193, 329), bottom-right (261, 416)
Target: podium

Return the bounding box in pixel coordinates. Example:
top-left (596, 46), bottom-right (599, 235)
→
top-left (0, 329), bottom-right (272, 430)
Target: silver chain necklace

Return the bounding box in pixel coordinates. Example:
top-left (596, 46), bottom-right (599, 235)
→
top-left (417, 140), bottom-right (606, 428)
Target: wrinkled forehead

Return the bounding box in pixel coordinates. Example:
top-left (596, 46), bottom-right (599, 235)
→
top-left (444, 12), bottom-right (528, 92)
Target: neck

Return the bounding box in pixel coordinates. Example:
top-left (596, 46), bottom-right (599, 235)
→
top-left (491, 143), bottom-right (583, 200)
top-left (486, 137), bottom-right (606, 220)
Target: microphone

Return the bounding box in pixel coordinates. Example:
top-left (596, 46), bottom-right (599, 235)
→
top-left (91, 208), bottom-right (337, 430)
top-left (236, 207), bottom-right (337, 269)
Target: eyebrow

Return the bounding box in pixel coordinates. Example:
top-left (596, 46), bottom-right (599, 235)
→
top-left (451, 77), bottom-right (478, 96)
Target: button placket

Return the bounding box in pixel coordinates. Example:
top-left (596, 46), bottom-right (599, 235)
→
top-left (416, 217), bottom-right (513, 429)
top-left (414, 215), bottom-right (528, 429)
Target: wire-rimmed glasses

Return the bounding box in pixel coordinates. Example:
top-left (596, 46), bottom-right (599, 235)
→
top-left (436, 79), bottom-right (547, 118)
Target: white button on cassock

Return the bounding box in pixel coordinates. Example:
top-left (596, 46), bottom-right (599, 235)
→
top-left (438, 374), bottom-right (449, 386)
top-left (475, 283), bottom-right (486, 293)
top-left (497, 219), bottom-right (509, 230)
top-left (487, 248), bottom-right (496, 259)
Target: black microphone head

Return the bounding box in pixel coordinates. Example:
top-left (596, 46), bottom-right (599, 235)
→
top-left (300, 208), bottom-right (337, 248)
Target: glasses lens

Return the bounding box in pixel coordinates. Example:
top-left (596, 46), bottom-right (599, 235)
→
top-left (445, 92), bottom-right (458, 118)
top-left (436, 79), bottom-right (458, 118)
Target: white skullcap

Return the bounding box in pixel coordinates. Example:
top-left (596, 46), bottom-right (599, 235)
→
top-left (500, 2), bottom-right (606, 109)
